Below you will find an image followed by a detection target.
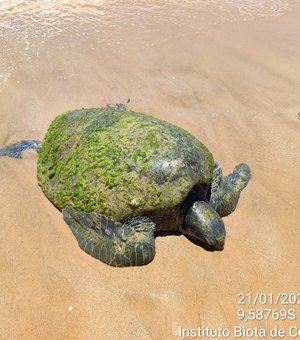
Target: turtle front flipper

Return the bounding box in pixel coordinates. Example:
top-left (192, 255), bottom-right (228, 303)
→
top-left (0, 140), bottom-right (41, 159)
top-left (62, 207), bottom-right (156, 267)
top-left (209, 162), bottom-right (251, 217)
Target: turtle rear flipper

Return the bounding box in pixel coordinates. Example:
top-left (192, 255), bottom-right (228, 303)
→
top-left (63, 207), bottom-right (156, 267)
top-left (0, 140), bottom-right (41, 159)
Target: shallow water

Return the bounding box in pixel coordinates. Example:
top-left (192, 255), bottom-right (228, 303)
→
top-left (0, 0), bottom-right (297, 91)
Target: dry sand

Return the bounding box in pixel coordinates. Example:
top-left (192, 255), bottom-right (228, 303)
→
top-left (0, 1), bottom-right (300, 339)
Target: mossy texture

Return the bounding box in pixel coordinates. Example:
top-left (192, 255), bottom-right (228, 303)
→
top-left (37, 107), bottom-right (214, 221)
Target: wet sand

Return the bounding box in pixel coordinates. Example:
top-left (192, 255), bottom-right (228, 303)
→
top-left (0, 2), bottom-right (300, 339)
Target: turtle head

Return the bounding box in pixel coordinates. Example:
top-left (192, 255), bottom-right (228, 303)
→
top-left (180, 201), bottom-right (226, 250)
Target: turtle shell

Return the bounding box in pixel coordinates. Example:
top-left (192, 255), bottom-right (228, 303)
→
top-left (37, 107), bottom-right (214, 221)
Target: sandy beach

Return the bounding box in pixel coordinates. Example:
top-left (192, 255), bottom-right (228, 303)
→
top-left (0, 1), bottom-right (300, 339)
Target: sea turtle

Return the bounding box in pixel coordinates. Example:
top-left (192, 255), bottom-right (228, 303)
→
top-left (0, 104), bottom-right (251, 266)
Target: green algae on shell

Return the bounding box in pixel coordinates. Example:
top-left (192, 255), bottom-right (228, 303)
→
top-left (37, 107), bottom-right (214, 221)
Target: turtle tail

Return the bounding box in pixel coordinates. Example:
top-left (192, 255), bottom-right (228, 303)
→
top-left (63, 206), bottom-right (156, 267)
top-left (0, 140), bottom-right (41, 159)
top-left (209, 162), bottom-right (251, 217)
